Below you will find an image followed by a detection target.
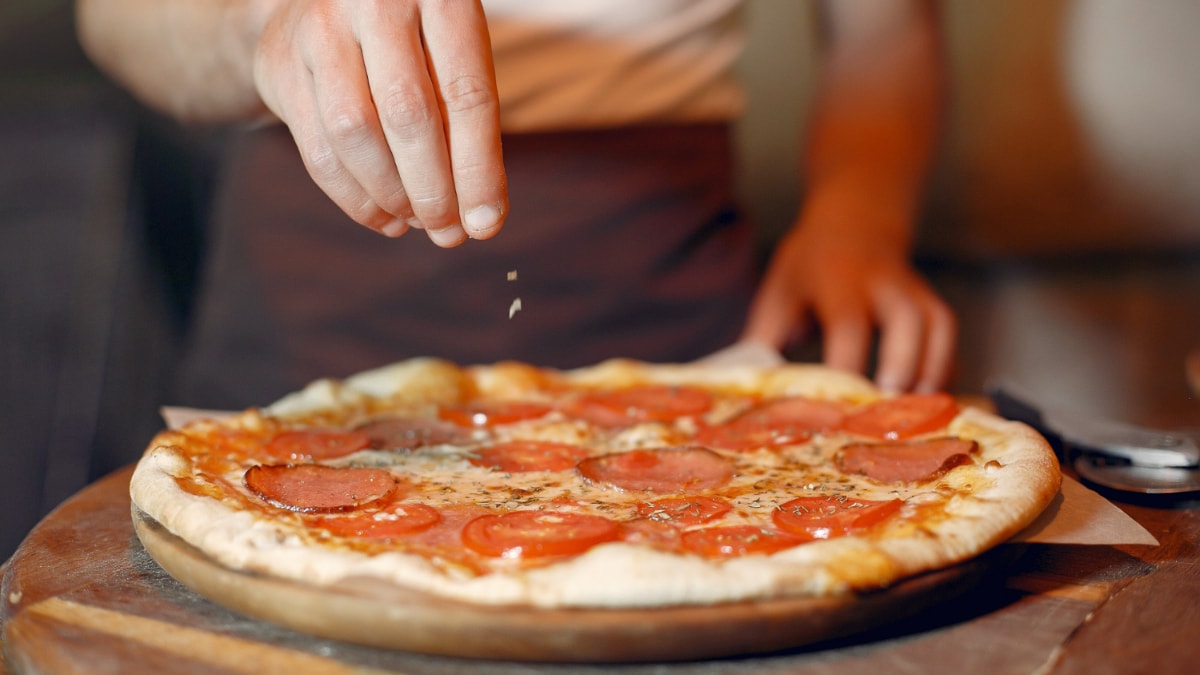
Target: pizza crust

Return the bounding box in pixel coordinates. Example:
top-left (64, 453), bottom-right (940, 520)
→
top-left (130, 359), bottom-right (1061, 610)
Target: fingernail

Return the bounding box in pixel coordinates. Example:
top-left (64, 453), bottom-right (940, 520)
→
top-left (463, 204), bottom-right (501, 238)
top-left (427, 224), bottom-right (467, 247)
top-left (380, 219), bottom-right (409, 238)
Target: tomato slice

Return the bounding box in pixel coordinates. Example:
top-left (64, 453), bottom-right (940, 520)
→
top-left (563, 385), bottom-right (713, 427)
top-left (680, 525), bottom-right (803, 558)
top-left (439, 401), bottom-right (552, 428)
top-left (262, 429), bottom-right (371, 461)
top-left (772, 496), bottom-right (903, 540)
top-left (462, 511), bottom-right (621, 559)
top-left (469, 440), bottom-right (590, 473)
top-left (840, 393), bottom-right (959, 440)
top-left (635, 496), bottom-right (733, 527)
top-left (317, 503), bottom-right (441, 539)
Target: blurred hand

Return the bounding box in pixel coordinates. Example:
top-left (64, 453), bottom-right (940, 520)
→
top-left (741, 206), bottom-right (956, 393)
top-left (254, 0), bottom-right (507, 246)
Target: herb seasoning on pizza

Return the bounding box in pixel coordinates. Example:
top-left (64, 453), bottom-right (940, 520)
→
top-left (130, 358), bottom-right (1060, 610)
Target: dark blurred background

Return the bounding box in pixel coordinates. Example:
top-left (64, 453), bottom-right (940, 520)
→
top-left (3, 0), bottom-right (1197, 560)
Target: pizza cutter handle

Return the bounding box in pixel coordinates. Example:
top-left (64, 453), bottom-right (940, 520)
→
top-left (985, 380), bottom-right (1200, 470)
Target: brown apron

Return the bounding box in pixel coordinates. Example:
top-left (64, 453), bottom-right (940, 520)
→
top-left (174, 123), bottom-right (757, 408)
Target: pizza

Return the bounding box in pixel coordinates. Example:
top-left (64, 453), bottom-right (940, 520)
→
top-left (130, 357), bottom-right (1060, 614)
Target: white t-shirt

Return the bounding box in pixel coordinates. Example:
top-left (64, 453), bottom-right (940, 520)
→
top-left (483, 0), bottom-right (747, 132)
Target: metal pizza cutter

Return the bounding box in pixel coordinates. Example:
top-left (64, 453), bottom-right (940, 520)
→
top-left (986, 381), bottom-right (1200, 495)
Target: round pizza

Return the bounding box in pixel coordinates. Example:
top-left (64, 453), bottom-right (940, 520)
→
top-left (130, 357), bottom-right (1059, 619)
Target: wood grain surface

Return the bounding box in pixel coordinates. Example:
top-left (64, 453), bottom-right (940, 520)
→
top-left (3, 466), bottom-right (1198, 674)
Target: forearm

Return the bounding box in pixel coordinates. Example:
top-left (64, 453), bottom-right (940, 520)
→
top-left (76, 0), bottom-right (279, 123)
top-left (802, 0), bottom-right (944, 246)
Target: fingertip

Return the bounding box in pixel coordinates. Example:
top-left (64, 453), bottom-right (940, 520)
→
top-left (427, 223), bottom-right (468, 248)
top-left (463, 204), bottom-right (504, 240)
top-left (380, 218), bottom-right (410, 238)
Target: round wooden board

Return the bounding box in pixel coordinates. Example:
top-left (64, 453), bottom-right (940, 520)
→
top-left (132, 508), bottom-right (1000, 663)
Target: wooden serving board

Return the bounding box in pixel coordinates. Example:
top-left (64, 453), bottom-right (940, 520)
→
top-left (130, 508), bottom-right (998, 663)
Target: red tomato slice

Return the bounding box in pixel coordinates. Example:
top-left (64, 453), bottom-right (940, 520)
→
top-left (635, 496), bottom-right (733, 527)
top-left (772, 496), bottom-right (903, 540)
top-left (262, 429), bottom-right (371, 461)
top-left (462, 511), bottom-right (621, 559)
top-left (840, 393), bottom-right (959, 440)
top-left (439, 401), bottom-right (552, 428)
top-left (469, 440), bottom-right (590, 473)
top-left (317, 503), bottom-right (441, 539)
top-left (577, 446), bottom-right (734, 493)
top-left (563, 385), bottom-right (713, 427)
top-left (680, 525), bottom-right (803, 558)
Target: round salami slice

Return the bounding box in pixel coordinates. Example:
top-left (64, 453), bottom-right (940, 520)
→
top-left (772, 496), bottom-right (903, 540)
top-left (576, 446), bottom-right (734, 494)
top-left (356, 416), bottom-right (473, 451)
top-left (840, 393), bottom-right (959, 440)
top-left (697, 396), bottom-right (845, 451)
top-left (262, 429), bottom-right (372, 461)
top-left (836, 437), bottom-right (978, 484)
top-left (244, 464), bottom-right (398, 513)
top-left (469, 440), bottom-right (590, 473)
top-left (461, 511), bottom-right (621, 559)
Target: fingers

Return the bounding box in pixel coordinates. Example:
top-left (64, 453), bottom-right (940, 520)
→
top-left (817, 300), bottom-right (872, 378)
top-left (914, 295), bottom-right (957, 392)
top-left (873, 281), bottom-right (957, 393)
top-left (255, 0), bottom-right (506, 246)
top-left (300, 14), bottom-right (415, 236)
top-left (420, 2), bottom-right (507, 240)
top-left (740, 267), bottom-right (803, 350)
top-left (359, 0), bottom-right (505, 245)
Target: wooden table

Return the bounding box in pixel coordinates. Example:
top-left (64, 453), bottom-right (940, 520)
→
top-left (2, 466), bottom-right (1198, 675)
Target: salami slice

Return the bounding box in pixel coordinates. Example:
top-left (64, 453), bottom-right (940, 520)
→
top-left (576, 446), bottom-right (734, 494)
top-left (356, 416), bottom-right (472, 451)
top-left (244, 464), bottom-right (398, 512)
top-left (697, 396), bottom-right (845, 451)
top-left (836, 438), bottom-right (978, 484)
